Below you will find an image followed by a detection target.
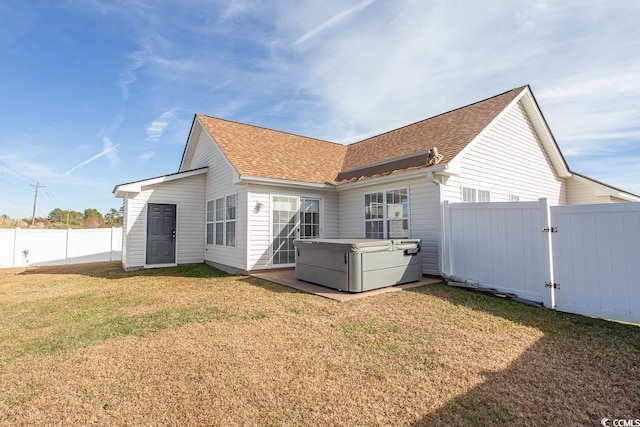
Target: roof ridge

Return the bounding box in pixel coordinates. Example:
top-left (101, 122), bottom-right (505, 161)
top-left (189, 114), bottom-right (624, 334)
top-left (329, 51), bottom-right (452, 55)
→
top-left (345, 85), bottom-right (528, 148)
top-left (196, 113), bottom-right (346, 148)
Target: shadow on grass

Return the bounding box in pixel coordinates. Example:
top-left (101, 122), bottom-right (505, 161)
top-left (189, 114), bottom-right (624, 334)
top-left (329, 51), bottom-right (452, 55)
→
top-left (238, 276), bottom-right (302, 294)
top-left (406, 284), bottom-right (640, 425)
top-left (15, 262), bottom-right (233, 280)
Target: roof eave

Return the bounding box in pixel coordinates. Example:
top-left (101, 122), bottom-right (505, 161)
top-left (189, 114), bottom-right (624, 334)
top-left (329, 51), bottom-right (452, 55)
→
top-left (113, 167), bottom-right (208, 198)
top-left (238, 175), bottom-right (337, 190)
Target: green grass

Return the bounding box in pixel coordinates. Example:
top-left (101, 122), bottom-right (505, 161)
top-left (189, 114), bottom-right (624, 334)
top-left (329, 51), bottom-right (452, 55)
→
top-left (0, 262), bottom-right (638, 426)
top-left (0, 264), bottom-right (233, 363)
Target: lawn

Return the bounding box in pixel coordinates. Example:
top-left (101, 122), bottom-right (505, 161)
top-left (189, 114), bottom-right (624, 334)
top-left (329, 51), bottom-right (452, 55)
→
top-left (0, 262), bottom-right (638, 426)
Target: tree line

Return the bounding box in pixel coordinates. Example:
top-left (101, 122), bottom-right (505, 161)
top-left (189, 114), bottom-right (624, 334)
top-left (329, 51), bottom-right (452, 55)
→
top-left (0, 207), bottom-right (123, 229)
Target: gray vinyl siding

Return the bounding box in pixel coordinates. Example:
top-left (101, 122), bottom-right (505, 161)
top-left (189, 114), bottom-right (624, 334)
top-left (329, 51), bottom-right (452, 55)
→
top-left (122, 174), bottom-right (206, 269)
top-left (336, 175), bottom-right (439, 275)
top-left (443, 101), bottom-right (567, 205)
top-left (191, 129), bottom-right (247, 271)
top-left (246, 184), bottom-right (338, 270)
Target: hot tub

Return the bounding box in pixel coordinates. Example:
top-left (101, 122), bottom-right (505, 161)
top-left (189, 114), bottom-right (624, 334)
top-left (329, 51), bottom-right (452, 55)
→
top-left (293, 238), bottom-right (422, 293)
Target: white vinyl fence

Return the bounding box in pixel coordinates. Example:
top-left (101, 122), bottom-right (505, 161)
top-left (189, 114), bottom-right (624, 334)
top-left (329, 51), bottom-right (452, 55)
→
top-left (0, 228), bottom-right (122, 268)
top-left (443, 199), bottom-right (640, 324)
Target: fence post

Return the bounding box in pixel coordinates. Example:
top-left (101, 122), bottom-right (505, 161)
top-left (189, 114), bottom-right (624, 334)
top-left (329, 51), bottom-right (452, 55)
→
top-left (539, 198), bottom-right (555, 309)
top-left (65, 228), bottom-right (71, 265)
top-left (442, 201), bottom-right (451, 275)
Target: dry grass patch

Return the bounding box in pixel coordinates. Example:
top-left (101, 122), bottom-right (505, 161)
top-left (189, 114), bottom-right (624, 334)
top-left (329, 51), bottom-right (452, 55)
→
top-left (0, 262), bottom-right (638, 426)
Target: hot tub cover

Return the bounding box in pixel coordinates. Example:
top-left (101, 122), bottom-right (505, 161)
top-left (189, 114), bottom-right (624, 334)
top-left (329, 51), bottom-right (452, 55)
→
top-left (293, 238), bottom-right (420, 253)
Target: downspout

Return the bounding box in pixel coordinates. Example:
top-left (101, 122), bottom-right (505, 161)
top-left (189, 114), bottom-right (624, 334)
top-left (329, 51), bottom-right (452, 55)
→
top-left (427, 170), bottom-right (479, 288)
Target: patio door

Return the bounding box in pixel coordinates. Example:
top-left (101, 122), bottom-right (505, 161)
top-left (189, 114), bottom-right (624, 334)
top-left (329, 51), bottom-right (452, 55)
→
top-left (272, 196), bottom-right (299, 266)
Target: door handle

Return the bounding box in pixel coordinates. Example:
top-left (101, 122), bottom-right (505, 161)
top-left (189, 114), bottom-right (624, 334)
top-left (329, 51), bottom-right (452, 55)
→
top-left (172, 230), bottom-right (176, 238)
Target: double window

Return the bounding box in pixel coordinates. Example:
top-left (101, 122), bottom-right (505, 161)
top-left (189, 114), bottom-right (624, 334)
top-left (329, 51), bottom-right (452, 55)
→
top-left (206, 194), bottom-right (236, 246)
top-left (364, 189), bottom-right (409, 239)
top-left (462, 187), bottom-right (490, 203)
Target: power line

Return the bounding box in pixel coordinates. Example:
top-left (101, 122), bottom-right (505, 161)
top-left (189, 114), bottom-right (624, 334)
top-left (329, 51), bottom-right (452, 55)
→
top-left (0, 196), bottom-right (31, 208)
top-left (0, 174), bottom-right (32, 190)
top-left (0, 160), bottom-right (37, 184)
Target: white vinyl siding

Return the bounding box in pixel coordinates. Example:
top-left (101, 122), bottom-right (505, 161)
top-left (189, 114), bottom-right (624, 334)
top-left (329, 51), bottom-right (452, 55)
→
top-left (443, 100), bottom-right (567, 205)
top-left (246, 184), bottom-right (338, 270)
top-left (191, 128), bottom-right (247, 271)
top-left (121, 174), bottom-right (206, 269)
top-left (338, 175), bottom-right (438, 275)
top-left (509, 195), bottom-right (520, 202)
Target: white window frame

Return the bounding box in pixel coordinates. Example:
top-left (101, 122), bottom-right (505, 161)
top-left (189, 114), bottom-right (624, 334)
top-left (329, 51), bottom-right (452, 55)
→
top-left (509, 195), bottom-right (520, 202)
top-left (478, 189), bottom-right (491, 202)
top-left (225, 194), bottom-right (237, 247)
top-left (363, 188), bottom-right (410, 239)
top-left (206, 201), bottom-right (215, 245)
top-left (462, 186), bottom-right (491, 203)
top-left (462, 186), bottom-right (476, 203)
top-left (206, 193), bottom-right (237, 247)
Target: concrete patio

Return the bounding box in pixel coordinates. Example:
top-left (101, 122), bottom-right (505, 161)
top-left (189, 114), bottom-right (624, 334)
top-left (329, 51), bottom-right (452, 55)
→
top-left (250, 268), bottom-right (442, 302)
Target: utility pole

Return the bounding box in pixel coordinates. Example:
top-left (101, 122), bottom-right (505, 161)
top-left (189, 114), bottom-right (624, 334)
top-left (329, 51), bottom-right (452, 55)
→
top-left (30, 182), bottom-right (44, 227)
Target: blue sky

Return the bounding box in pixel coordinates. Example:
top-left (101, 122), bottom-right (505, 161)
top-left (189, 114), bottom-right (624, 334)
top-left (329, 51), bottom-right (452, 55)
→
top-left (1, 0), bottom-right (639, 219)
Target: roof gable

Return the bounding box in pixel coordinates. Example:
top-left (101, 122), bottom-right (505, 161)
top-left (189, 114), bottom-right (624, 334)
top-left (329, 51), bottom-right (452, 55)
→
top-left (341, 87), bottom-right (526, 174)
top-left (196, 115), bottom-right (348, 185)
top-left (181, 85), bottom-right (572, 187)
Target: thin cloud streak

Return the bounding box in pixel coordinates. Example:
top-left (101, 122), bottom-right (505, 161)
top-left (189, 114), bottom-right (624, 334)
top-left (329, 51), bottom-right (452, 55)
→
top-left (64, 138), bottom-right (120, 175)
top-left (293, 0), bottom-right (376, 46)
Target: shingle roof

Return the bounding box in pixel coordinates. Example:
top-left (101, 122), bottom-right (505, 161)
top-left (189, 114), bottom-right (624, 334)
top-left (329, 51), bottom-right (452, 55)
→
top-left (196, 86), bottom-right (526, 185)
top-left (341, 86), bottom-right (525, 172)
top-left (197, 115), bottom-right (348, 185)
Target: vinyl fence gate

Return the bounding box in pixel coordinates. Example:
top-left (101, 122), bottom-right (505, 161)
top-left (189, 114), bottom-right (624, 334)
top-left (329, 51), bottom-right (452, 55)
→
top-left (443, 199), bottom-right (640, 324)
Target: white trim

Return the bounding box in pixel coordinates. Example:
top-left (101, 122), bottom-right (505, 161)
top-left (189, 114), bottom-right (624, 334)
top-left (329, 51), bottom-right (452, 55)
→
top-left (269, 194), bottom-right (300, 268)
top-left (238, 175), bottom-right (336, 189)
top-left (205, 192), bottom-right (238, 247)
top-left (362, 186), bottom-right (411, 239)
top-left (114, 168), bottom-right (208, 198)
top-left (336, 165), bottom-right (450, 192)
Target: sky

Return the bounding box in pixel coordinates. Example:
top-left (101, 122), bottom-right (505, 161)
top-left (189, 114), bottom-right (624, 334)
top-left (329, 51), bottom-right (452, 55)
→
top-left (0, 0), bottom-right (639, 219)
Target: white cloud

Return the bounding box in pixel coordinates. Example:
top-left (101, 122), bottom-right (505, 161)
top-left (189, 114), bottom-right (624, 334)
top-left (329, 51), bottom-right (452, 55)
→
top-left (145, 109), bottom-right (177, 141)
top-left (118, 50), bottom-right (145, 99)
top-left (138, 151), bottom-right (154, 161)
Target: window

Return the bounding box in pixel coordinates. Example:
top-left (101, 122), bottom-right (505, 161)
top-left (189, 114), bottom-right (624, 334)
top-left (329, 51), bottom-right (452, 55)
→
top-left (478, 189), bottom-right (491, 202)
top-left (206, 194), bottom-right (236, 247)
top-left (462, 187), bottom-right (476, 203)
top-left (215, 197), bottom-right (224, 245)
top-left (462, 187), bottom-right (490, 203)
top-left (364, 189), bottom-right (409, 239)
top-left (206, 201), bottom-right (214, 244)
top-left (300, 199), bottom-right (320, 239)
top-left (225, 194), bottom-right (236, 247)
top-left (510, 195), bottom-right (520, 202)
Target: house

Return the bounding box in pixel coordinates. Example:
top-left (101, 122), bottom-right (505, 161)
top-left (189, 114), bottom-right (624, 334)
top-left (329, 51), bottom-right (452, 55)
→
top-left (113, 85), bottom-right (639, 275)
